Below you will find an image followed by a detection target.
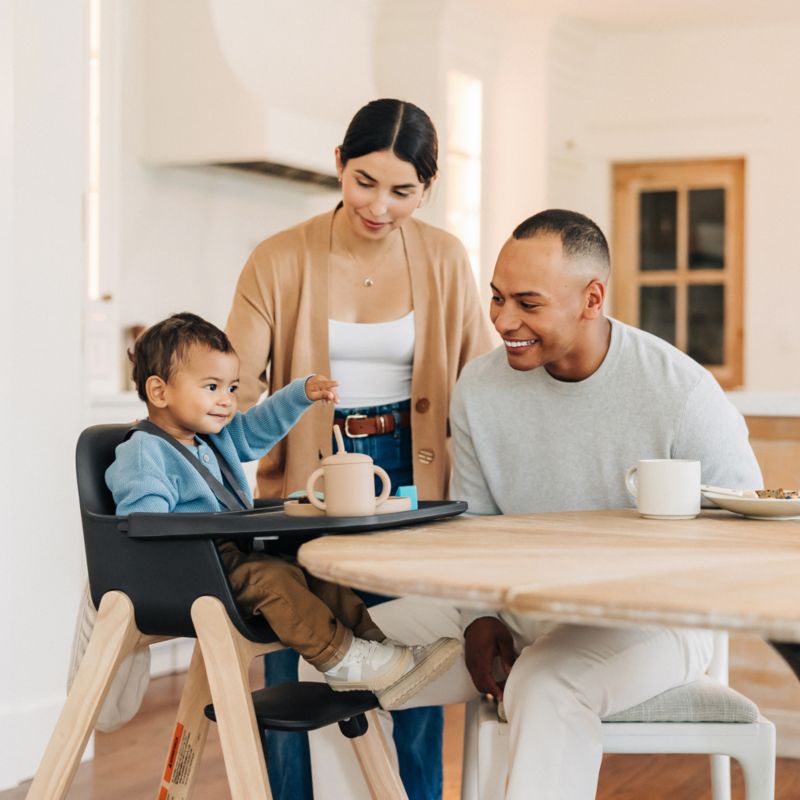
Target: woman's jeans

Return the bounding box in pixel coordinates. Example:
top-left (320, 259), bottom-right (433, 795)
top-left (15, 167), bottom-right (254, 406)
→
top-left (262, 400), bottom-right (445, 800)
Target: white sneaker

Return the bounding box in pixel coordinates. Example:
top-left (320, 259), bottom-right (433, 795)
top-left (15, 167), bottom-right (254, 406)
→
top-left (375, 637), bottom-right (463, 710)
top-left (324, 638), bottom-right (412, 693)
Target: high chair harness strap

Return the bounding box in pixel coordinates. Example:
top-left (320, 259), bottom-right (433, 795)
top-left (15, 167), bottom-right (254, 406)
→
top-left (128, 420), bottom-right (253, 512)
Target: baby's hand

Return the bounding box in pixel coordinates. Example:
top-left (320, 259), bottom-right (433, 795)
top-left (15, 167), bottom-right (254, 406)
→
top-left (305, 374), bottom-right (339, 404)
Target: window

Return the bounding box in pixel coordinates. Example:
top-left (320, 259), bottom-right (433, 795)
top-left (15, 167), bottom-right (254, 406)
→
top-left (612, 159), bottom-right (744, 388)
top-left (445, 71), bottom-right (482, 285)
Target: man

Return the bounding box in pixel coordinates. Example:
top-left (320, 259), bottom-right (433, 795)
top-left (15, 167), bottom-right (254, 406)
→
top-left (301, 209), bottom-right (762, 799)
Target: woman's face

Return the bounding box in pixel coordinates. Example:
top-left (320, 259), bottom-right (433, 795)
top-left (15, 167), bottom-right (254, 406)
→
top-left (336, 148), bottom-right (431, 241)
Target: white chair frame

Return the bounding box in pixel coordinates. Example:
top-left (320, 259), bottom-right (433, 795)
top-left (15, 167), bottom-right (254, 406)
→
top-left (461, 631), bottom-right (776, 800)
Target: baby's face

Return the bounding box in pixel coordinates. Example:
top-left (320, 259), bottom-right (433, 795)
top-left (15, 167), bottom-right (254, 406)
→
top-left (164, 346), bottom-right (240, 437)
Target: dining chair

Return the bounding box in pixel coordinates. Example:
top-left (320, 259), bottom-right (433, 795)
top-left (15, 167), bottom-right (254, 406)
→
top-left (25, 424), bottom-right (407, 800)
top-left (461, 631), bottom-right (775, 800)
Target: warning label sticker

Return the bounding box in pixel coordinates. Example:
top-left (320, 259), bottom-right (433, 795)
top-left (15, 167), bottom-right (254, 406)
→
top-left (159, 721), bottom-right (198, 796)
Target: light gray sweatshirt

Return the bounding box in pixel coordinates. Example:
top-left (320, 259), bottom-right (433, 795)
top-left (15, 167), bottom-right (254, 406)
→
top-left (450, 318), bottom-right (762, 628)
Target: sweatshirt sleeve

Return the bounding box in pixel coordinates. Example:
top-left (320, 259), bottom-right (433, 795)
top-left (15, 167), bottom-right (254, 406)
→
top-left (224, 378), bottom-right (314, 462)
top-left (105, 437), bottom-right (178, 515)
top-left (673, 371), bottom-right (763, 490)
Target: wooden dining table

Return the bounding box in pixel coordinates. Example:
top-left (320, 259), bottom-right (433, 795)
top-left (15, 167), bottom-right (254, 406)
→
top-left (297, 508), bottom-right (800, 642)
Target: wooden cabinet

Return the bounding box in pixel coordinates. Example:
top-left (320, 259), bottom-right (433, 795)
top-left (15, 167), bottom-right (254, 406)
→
top-left (748, 417), bottom-right (800, 489)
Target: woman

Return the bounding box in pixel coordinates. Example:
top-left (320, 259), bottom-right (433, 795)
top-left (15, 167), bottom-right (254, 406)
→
top-left (226, 98), bottom-right (491, 800)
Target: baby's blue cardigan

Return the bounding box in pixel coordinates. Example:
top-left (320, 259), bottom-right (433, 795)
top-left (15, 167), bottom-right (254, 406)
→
top-left (106, 378), bottom-right (312, 515)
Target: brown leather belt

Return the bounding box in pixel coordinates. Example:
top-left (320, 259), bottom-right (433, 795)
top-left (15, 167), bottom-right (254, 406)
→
top-left (334, 410), bottom-right (411, 438)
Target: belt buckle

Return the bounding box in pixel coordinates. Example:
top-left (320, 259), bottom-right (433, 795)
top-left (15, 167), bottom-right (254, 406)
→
top-left (344, 413), bottom-right (368, 438)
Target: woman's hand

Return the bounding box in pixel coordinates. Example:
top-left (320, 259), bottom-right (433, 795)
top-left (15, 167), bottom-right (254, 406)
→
top-left (305, 374), bottom-right (340, 404)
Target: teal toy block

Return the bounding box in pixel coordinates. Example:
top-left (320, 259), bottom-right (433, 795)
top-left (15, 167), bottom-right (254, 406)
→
top-left (395, 485), bottom-right (418, 510)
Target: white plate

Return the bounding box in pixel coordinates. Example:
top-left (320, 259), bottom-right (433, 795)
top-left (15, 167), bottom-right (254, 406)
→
top-left (702, 490), bottom-right (800, 520)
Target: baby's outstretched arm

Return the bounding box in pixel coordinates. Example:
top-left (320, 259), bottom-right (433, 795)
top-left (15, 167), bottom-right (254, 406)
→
top-left (227, 375), bottom-right (336, 461)
top-left (305, 374), bottom-right (339, 404)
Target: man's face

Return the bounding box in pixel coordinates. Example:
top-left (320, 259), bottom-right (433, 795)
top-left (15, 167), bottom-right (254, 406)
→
top-left (489, 234), bottom-right (596, 375)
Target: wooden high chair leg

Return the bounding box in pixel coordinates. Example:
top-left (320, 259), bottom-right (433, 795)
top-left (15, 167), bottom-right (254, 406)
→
top-left (191, 596), bottom-right (272, 800)
top-left (350, 709), bottom-right (409, 800)
top-left (155, 643), bottom-right (213, 800)
top-left (26, 591), bottom-right (143, 800)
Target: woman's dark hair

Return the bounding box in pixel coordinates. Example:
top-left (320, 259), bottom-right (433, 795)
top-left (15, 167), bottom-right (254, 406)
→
top-left (129, 312), bottom-right (235, 402)
top-left (339, 99), bottom-right (438, 187)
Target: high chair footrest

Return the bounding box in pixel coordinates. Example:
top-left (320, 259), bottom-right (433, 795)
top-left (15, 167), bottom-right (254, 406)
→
top-left (203, 681), bottom-right (379, 732)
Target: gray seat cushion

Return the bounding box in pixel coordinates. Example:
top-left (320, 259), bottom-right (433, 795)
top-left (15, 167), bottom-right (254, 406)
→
top-left (602, 677), bottom-right (759, 724)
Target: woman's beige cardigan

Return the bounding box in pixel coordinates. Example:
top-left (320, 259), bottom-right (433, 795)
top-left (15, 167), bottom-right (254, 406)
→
top-left (226, 209), bottom-right (493, 500)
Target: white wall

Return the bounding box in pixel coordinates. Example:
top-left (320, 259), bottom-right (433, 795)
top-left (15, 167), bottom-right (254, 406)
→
top-left (545, 18), bottom-right (800, 391)
top-left (0, 0), bottom-right (88, 789)
top-left (114, 1), bottom-right (339, 341)
top-left (481, 7), bottom-right (553, 281)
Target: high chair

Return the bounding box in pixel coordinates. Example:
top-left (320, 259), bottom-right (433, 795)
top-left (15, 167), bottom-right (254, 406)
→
top-left (26, 424), bottom-right (407, 800)
top-left (461, 631), bottom-right (775, 800)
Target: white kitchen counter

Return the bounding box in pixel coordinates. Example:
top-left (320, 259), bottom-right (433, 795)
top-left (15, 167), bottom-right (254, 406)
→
top-left (88, 391), bottom-right (146, 425)
top-left (725, 391), bottom-right (800, 418)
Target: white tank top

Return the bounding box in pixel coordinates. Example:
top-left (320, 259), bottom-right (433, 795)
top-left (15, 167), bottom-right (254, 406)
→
top-left (328, 311), bottom-right (415, 408)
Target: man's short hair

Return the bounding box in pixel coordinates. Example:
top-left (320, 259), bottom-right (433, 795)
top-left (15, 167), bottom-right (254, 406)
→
top-left (129, 312), bottom-right (235, 402)
top-left (512, 209), bottom-right (610, 274)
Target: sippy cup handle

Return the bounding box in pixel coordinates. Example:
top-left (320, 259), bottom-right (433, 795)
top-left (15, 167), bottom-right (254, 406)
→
top-left (374, 465), bottom-right (391, 507)
top-left (307, 468), bottom-right (327, 511)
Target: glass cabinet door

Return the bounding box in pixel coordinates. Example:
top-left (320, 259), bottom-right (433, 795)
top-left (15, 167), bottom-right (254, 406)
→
top-left (612, 159), bottom-right (744, 388)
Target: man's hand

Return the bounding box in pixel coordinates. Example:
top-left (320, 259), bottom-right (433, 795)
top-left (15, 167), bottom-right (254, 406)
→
top-left (464, 617), bottom-right (517, 700)
top-left (305, 374), bottom-right (339, 404)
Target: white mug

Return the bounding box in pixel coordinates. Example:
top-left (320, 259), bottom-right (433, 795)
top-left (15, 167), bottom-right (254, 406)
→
top-left (625, 459), bottom-right (701, 520)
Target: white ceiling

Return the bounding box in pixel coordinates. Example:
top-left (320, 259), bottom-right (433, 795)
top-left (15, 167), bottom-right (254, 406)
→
top-left (506, 0), bottom-right (800, 30)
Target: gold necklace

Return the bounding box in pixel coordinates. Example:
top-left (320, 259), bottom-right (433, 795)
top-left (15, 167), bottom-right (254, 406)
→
top-left (336, 232), bottom-right (396, 288)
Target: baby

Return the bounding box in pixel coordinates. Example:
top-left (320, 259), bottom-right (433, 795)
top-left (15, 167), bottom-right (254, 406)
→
top-left (105, 312), bottom-right (459, 709)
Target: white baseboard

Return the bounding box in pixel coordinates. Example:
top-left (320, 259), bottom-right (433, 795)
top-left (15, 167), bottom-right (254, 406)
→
top-left (0, 694), bottom-right (94, 791)
top-left (0, 640), bottom-right (193, 792)
top-left (149, 638), bottom-right (195, 677)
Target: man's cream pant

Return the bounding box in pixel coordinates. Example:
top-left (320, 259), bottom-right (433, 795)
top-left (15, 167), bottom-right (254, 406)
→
top-left (298, 596), bottom-right (712, 800)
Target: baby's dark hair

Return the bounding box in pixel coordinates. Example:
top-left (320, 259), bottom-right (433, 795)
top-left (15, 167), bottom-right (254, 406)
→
top-left (129, 312), bottom-right (235, 401)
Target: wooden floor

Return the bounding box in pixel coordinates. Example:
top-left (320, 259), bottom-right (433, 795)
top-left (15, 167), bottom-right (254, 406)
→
top-left (7, 667), bottom-right (800, 799)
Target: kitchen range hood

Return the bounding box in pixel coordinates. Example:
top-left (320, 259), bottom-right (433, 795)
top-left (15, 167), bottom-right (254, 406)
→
top-left (140, 0), bottom-right (380, 186)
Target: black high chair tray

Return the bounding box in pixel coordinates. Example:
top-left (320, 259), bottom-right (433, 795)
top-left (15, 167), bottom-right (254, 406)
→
top-left (119, 500), bottom-right (467, 544)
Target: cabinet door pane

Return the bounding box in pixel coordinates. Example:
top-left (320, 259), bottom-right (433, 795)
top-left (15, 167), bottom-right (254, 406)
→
top-left (689, 188), bottom-right (725, 269)
top-left (639, 191), bottom-right (677, 271)
top-left (640, 285), bottom-right (676, 345)
top-left (688, 284), bottom-right (725, 365)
